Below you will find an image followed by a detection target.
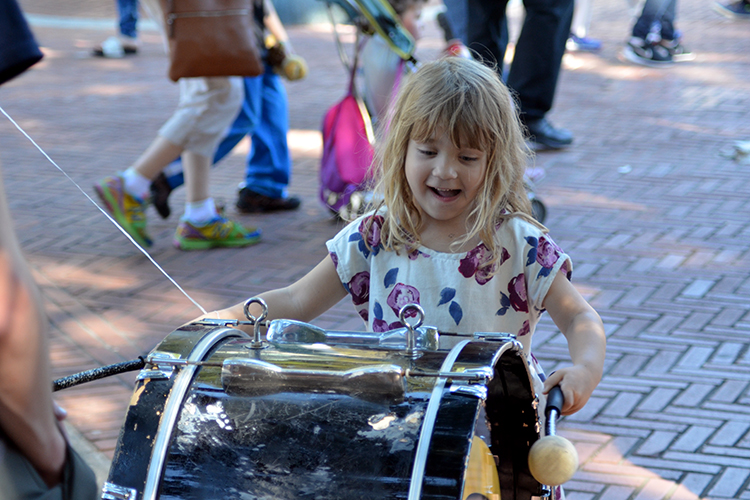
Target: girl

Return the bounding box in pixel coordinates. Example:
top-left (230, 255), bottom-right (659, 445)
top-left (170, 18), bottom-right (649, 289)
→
top-left (211, 56), bottom-right (606, 418)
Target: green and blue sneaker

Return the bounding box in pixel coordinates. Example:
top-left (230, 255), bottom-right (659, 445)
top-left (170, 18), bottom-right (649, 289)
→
top-left (94, 175), bottom-right (152, 248)
top-left (174, 216), bottom-right (261, 250)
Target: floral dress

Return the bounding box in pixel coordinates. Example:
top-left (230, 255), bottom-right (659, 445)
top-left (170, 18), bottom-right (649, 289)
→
top-left (327, 211), bottom-right (572, 499)
top-left (326, 211), bottom-right (571, 352)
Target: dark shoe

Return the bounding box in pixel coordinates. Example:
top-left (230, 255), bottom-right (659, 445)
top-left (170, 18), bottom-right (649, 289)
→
top-left (659, 38), bottom-right (695, 62)
top-left (622, 36), bottom-right (673, 67)
top-left (523, 117), bottom-right (573, 150)
top-left (150, 172), bottom-right (173, 220)
top-left (236, 188), bottom-right (301, 213)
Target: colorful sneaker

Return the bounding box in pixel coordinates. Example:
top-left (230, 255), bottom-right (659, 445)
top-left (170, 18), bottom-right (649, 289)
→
top-left (566, 34), bottom-right (602, 52)
top-left (174, 216), bottom-right (261, 250)
top-left (94, 175), bottom-right (152, 247)
top-left (713, 0), bottom-right (750, 18)
top-left (659, 38), bottom-right (696, 62)
top-left (622, 36), bottom-right (673, 66)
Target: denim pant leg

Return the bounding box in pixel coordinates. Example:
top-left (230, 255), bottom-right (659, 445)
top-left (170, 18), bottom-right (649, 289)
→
top-left (243, 69), bottom-right (291, 199)
top-left (163, 76), bottom-right (261, 189)
top-left (508, 0), bottom-right (574, 119)
top-left (117, 0), bottom-right (139, 38)
top-left (632, 0), bottom-right (677, 39)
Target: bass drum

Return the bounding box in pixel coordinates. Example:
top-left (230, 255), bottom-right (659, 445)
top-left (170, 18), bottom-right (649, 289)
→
top-left (102, 321), bottom-right (545, 500)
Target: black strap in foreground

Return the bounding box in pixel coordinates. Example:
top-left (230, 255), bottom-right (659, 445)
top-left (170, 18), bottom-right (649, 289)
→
top-left (53, 357), bottom-right (146, 392)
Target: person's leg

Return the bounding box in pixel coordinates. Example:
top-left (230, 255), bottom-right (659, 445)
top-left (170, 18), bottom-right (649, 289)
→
top-left (570, 0), bottom-right (593, 38)
top-left (568, 0), bottom-right (601, 52)
top-left (623, 0), bottom-right (677, 65)
top-left (117, 0), bottom-right (138, 40)
top-left (509, 0), bottom-right (574, 121)
top-left (93, 0), bottom-right (138, 57)
top-left (466, 0), bottom-right (510, 77)
top-left (631, 0), bottom-right (668, 38)
top-left (161, 76), bottom-right (262, 191)
top-left (236, 67), bottom-right (300, 212)
top-left (175, 149), bottom-right (261, 250)
top-left (506, 0), bottom-right (574, 149)
top-left (656, 0), bottom-right (678, 40)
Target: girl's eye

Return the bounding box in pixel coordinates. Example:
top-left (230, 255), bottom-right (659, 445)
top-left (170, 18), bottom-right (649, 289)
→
top-left (418, 148), bottom-right (436, 157)
top-left (460, 155), bottom-right (479, 162)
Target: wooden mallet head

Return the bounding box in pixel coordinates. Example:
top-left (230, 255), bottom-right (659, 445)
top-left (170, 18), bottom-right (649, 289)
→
top-left (528, 385), bottom-right (579, 486)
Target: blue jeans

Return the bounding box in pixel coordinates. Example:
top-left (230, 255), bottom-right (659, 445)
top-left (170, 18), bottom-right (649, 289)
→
top-left (164, 67), bottom-right (292, 199)
top-left (632, 0), bottom-right (677, 40)
top-left (117, 0), bottom-right (138, 39)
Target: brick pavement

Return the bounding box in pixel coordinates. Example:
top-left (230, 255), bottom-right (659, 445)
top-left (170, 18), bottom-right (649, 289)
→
top-left (3, 0), bottom-right (750, 498)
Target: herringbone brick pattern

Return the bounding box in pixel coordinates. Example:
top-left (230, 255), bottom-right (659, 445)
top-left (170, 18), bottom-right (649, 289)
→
top-left (3, 0), bottom-right (749, 497)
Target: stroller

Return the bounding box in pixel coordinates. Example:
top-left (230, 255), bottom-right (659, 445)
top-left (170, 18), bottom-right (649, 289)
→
top-left (317, 0), bottom-right (547, 223)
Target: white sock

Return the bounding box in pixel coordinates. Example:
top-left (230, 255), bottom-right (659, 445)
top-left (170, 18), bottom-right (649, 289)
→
top-left (122, 168), bottom-right (151, 200)
top-left (183, 198), bottom-right (218, 225)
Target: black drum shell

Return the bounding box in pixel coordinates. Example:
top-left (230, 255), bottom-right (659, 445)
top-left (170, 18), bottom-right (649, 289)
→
top-left (103, 324), bottom-right (543, 500)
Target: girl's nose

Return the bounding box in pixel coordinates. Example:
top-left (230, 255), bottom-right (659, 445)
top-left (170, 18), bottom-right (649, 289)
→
top-left (433, 156), bottom-right (457, 179)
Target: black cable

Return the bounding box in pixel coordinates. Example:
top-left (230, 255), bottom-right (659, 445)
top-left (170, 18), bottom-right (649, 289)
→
top-left (53, 357), bottom-right (147, 392)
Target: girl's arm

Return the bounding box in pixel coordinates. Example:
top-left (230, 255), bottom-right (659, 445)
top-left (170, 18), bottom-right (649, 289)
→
top-left (541, 272), bottom-right (607, 415)
top-left (207, 255), bottom-right (349, 335)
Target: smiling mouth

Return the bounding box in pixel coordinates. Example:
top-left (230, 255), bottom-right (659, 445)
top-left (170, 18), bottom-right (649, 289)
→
top-left (430, 187), bottom-right (461, 198)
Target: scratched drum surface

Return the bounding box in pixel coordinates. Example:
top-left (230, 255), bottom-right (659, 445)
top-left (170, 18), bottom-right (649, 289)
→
top-left (161, 338), bottom-right (450, 499)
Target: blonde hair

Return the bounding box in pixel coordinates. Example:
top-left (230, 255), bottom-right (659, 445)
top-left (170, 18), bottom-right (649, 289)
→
top-left (369, 57), bottom-right (542, 272)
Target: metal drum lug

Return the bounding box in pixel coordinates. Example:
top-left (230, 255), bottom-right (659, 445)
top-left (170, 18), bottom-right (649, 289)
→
top-left (102, 482), bottom-right (138, 500)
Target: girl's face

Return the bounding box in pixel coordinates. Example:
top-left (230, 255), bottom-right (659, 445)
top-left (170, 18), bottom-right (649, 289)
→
top-left (405, 130), bottom-right (487, 237)
top-left (400, 5), bottom-right (424, 41)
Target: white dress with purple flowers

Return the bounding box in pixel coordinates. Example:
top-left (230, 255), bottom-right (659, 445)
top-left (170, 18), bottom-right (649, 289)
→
top-left (326, 212), bottom-right (571, 351)
top-left (326, 211), bottom-right (572, 499)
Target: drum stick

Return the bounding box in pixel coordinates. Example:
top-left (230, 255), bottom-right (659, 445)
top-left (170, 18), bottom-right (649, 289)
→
top-left (527, 385), bottom-right (579, 486)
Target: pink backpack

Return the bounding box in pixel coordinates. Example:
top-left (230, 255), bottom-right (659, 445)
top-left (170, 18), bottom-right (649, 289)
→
top-left (319, 72), bottom-right (374, 212)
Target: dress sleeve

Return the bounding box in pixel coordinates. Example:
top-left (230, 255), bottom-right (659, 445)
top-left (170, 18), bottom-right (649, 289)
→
top-left (325, 213), bottom-right (383, 287)
top-left (517, 221), bottom-right (573, 314)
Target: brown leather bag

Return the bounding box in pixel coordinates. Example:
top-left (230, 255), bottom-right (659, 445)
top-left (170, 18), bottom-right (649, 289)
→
top-left (161, 0), bottom-right (264, 82)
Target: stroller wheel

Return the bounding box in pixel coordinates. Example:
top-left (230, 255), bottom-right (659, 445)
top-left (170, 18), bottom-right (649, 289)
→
top-left (530, 197), bottom-right (547, 224)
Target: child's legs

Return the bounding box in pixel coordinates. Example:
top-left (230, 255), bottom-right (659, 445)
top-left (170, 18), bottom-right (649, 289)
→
top-left (163, 75), bottom-right (261, 190)
top-left (131, 136), bottom-right (183, 181)
top-left (182, 152), bottom-right (211, 203)
top-left (158, 76), bottom-right (244, 167)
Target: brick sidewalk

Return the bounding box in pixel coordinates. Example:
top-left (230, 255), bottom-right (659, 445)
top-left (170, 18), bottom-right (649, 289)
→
top-left (3, 0), bottom-right (750, 498)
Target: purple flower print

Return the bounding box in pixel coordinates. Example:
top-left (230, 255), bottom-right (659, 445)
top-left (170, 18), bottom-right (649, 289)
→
top-left (458, 244), bottom-right (507, 285)
top-left (358, 308), bottom-right (369, 322)
top-left (386, 283), bottom-right (421, 317)
top-left (517, 320), bottom-right (530, 337)
top-left (373, 318), bottom-right (389, 332)
top-left (508, 274), bottom-right (529, 313)
top-left (536, 236), bottom-right (561, 268)
top-left (359, 214), bottom-right (384, 249)
top-left (329, 251), bottom-right (339, 268)
top-left (348, 271), bottom-right (370, 306)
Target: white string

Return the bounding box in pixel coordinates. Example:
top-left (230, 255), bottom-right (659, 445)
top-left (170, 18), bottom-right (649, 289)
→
top-left (0, 105), bottom-right (208, 315)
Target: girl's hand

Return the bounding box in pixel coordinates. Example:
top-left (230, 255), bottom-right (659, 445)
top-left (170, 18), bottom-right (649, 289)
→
top-left (542, 365), bottom-right (598, 415)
